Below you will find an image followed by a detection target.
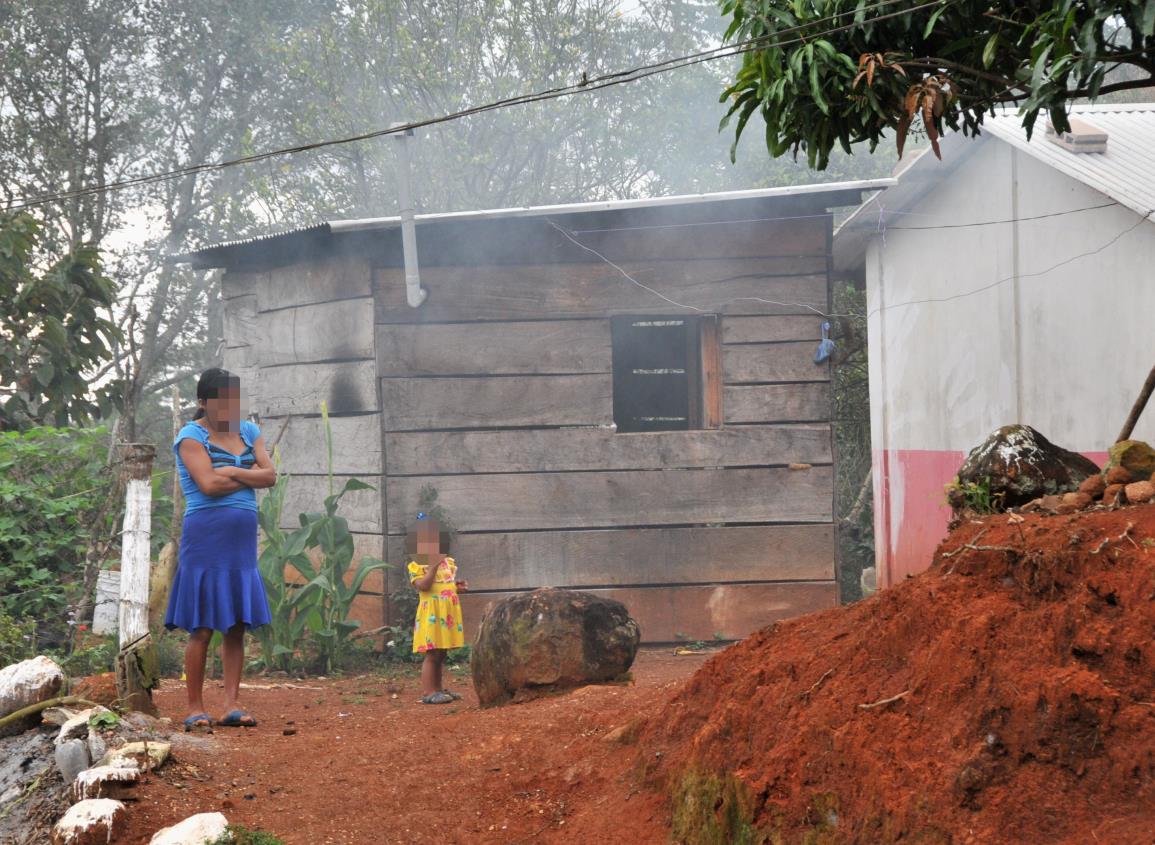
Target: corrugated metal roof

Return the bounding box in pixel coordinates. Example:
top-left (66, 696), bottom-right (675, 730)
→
top-left (833, 103), bottom-right (1155, 273)
top-left (982, 103), bottom-right (1155, 220)
top-left (325, 179), bottom-right (896, 233)
top-left (175, 179), bottom-right (895, 266)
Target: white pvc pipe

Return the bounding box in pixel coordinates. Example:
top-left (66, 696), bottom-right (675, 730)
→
top-left (392, 124), bottom-right (427, 309)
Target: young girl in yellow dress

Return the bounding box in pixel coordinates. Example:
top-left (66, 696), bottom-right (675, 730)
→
top-left (407, 514), bottom-right (468, 704)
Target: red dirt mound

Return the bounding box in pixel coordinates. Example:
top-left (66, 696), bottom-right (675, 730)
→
top-left (640, 507), bottom-right (1155, 844)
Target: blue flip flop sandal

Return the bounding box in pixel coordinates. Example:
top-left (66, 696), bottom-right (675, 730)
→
top-left (218, 710), bottom-right (258, 727)
top-left (183, 713), bottom-right (214, 733)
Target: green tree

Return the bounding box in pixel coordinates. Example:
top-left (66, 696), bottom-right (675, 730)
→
top-left (719, 0), bottom-right (1155, 169)
top-left (0, 213), bottom-right (121, 429)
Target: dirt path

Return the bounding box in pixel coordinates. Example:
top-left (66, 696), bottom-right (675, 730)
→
top-left (120, 647), bottom-right (703, 844)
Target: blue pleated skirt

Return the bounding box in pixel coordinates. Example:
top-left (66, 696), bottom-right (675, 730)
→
top-left (164, 507), bottom-right (272, 633)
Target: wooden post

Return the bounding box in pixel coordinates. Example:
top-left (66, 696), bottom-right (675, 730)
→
top-left (1117, 362), bottom-right (1155, 443)
top-left (148, 388), bottom-right (182, 631)
top-left (116, 443), bottom-right (159, 714)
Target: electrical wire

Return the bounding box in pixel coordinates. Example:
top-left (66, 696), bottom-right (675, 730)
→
top-left (4, 0), bottom-right (941, 212)
top-left (869, 209), bottom-right (1154, 317)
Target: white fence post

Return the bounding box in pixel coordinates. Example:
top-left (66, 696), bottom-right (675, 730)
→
top-left (116, 443), bottom-right (157, 713)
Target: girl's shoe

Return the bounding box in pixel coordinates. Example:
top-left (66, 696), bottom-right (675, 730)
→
top-left (420, 691), bottom-right (454, 704)
top-left (442, 689), bottom-right (463, 701)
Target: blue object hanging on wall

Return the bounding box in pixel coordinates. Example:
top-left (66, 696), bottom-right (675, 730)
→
top-left (814, 322), bottom-right (835, 364)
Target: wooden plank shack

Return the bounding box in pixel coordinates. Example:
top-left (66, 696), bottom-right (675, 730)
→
top-left (197, 183), bottom-right (882, 642)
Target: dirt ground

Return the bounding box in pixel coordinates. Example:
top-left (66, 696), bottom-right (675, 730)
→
top-left (119, 647), bottom-right (700, 844)
top-left (638, 506), bottom-right (1155, 844)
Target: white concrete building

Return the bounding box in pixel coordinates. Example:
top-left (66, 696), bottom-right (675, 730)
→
top-left (834, 103), bottom-right (1155, 589)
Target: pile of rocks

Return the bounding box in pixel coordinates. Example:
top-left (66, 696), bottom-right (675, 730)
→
top-left (1019, 439), bottom-right (1155, 514)
top-left (0, 656), bottom-right (235, 845)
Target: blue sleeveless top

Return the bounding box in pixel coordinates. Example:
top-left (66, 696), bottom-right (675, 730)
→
top-left (174, 420), bottom-right (261, 514)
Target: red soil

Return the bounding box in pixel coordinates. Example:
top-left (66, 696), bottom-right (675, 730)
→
top-left (113, 506), bottom-right (1155, 843)
top-left (634, 507), bottom-right (1155, 844)
top-left (117, 648), bottom-right (690, 844)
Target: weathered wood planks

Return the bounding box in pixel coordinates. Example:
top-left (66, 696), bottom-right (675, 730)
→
top-left (380, 375), bottom-right (613, 430)
top-left (459, 581), bottom-right (838, 642)
top-left (723, 342), bottom-right (830, 384)
top-left (376, 321), bottom-right (611, 376)
top-left (386, 524), bottom-right (835, 590)
top-left (257, 255), bottom-right (371, 310)
top-left (260, 360), bottom-right (378, 417)
top-left (722, 315), bottom-right (827, 344)
top-left (277, 474), bottom-right (384, 534)
top-left (565, 216), bottom-right (827, 262)
top-left (283, 533), bottom-right (387, 594)
top-left (384, 425), bottom-right (832, 475)
top-left (222, 295), bottom-right (261, 348)
top-left (386, 466), bottom-right (833, 534)
top-left (723, 383), bottom-right (831, 423)
top-left (375, 259), bottom-right (828, 322)
top-left (221, 270), bottom-right (263, 301)
top-left (269, 414), bottom-right (383, 475)
top-left (260, 298), bottom-right (375, 365)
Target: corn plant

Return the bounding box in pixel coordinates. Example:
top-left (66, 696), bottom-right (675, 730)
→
top-left (255, 404), bottom-right (390, 673)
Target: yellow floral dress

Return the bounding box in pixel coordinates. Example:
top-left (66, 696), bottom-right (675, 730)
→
top-left (407, 556), bottom-right (465, 653)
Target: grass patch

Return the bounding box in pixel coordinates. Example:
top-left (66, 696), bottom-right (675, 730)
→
top-left (670, 768), bottom-right (766, 845)
top-left (208, 824), bottom-right (285, 845)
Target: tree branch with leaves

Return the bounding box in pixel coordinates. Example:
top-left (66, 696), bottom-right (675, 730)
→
top-left (721, 0), bottom-right (1155, 169)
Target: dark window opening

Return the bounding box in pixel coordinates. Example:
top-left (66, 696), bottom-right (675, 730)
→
top-left (611, 315), bottom-right (721, 433)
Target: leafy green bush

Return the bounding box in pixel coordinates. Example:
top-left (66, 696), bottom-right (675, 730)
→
top-left (0, 426), bottom-right (116, 647)
top-left (384, 583), bottom-right (421, 663)
top-left (56, 635), bottom-right (117, 677)
top-left (208, 825), bottom-right (285, 845)
top-left (0, 611), bottom-right (36, 668)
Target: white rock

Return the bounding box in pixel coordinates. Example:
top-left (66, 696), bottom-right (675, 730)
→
top-left (54, 738), bottom-right (91, 784)
top-left (73, 763), bottom-right (141, 801)
top-left (0, 656), bottom-right (65, 736)
top-left (42, 706), bottom-right (84, 727)
top-left (56, 707), bottom-right (111, 746)
top-left (87, 730), bottom-right (108, 765)
top-left (51, 798), bottom-right (126, 845)
top-left (148, 812), bottom-right (230, 845)
top-left (98, 740), bottom-right (171, 771)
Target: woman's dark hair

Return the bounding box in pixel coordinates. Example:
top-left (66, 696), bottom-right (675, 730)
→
top-left (193, 368), bottom-right (239, 420)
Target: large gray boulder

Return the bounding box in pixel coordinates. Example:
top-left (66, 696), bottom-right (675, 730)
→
top-left (950, 425), bottom-right (1100, 512)
top-left (471, 587), bottom-right (640, 708)
top-left (0, 656), bottom-right (65, 737)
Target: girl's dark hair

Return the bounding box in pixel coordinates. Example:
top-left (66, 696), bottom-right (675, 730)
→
top-left (404, 517), bottom-right (451, 555)
top-left (193, 368), bottom-right (239, 420)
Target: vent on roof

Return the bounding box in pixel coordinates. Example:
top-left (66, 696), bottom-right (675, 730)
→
top-left (1046, 117), bottom-right (1108, 154)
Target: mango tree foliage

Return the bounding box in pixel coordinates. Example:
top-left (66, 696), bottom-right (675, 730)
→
top-left (0, 213), bottom-right (121, 429)
top-left (720, 0), bottom-right (1155, 169)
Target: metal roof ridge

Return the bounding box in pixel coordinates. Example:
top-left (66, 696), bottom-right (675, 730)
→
top-left (325, 179), bottom-right (897, 233)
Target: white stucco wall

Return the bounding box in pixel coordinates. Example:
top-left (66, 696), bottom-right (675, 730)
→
top-left (865, 135), bottom-right (1155, 585)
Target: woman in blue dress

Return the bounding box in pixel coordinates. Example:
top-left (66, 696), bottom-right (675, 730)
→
top-left (165, 368), bottom-right (276, 731)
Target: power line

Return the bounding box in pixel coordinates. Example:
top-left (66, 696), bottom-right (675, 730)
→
top-left (569, 201), bottom-right (1122, 235)
top-left (884, 201), bottom-right (1118, 230)
top-left (5, 0), bottom-right (939, 212)
top-left (870, 209), bottom-right (1153, 317)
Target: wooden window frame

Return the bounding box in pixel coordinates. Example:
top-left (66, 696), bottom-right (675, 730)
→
top-left (611, 315), bottom-right (722, 433)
